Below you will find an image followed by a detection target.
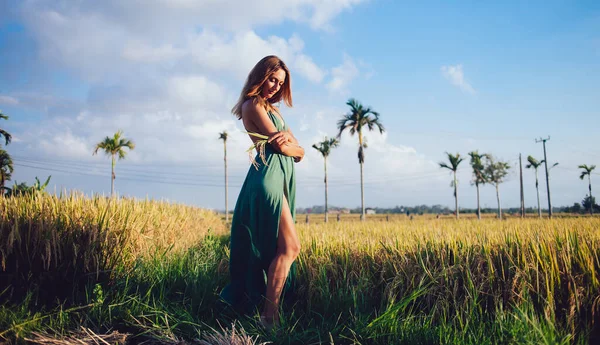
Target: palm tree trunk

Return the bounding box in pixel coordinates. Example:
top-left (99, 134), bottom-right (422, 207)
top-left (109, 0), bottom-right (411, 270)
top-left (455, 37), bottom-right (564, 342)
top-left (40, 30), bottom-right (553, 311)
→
top-left (324, 157), bottom-right (328, 223)
top-left (535, 169), bottom-right (541, 218)
top-left (496, 183), bottom-right (502, 220)
top-left (589, 175), bottom-right (593, 215)
top-left (111, 154), bottom-right (115, 197)
top-left (454, 171), bottom-right (459, 219)
top-left (476, 182), bottom-right (481, 220)
top-left (359, 132), bottom-right (365, 221)
top-left (224, 140), bottom-right (228, 222)
top-left (360, 161), bottom-right (365, 221)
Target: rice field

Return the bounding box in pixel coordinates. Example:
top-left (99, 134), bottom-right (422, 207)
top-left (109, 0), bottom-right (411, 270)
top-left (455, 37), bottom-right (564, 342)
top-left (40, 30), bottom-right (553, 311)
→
top-left (1, 193), bottom-right (600, 344)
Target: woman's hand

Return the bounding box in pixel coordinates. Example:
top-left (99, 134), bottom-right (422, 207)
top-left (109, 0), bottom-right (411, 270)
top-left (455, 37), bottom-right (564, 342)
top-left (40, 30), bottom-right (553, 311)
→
top-left (268, 131), bottom-right (294, 147)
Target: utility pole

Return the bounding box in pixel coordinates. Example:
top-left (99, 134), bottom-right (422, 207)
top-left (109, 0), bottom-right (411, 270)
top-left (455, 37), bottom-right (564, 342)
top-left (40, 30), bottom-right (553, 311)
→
top-left (519, 153), bottom-right (525, 218)
top-left (224, 141), bottom-right (228, 222)
top-left (536, 137), bottom-right (552, 218)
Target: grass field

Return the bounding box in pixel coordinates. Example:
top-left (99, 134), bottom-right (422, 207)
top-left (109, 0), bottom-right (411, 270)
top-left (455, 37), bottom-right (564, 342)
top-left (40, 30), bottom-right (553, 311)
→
top-left (219, 212), bottom-right (595, 225)
top-left (1, 193), bottom-right (600, 344)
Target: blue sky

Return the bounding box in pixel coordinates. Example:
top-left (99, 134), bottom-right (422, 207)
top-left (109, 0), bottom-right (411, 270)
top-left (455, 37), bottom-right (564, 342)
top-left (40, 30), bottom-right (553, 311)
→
top-left (1, 0), bottom-right (599, 211)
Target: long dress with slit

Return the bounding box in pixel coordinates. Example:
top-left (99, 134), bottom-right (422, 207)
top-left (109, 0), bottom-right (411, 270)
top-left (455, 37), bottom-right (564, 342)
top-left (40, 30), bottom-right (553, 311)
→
top-left (220, 110), bottom-right (296, 314)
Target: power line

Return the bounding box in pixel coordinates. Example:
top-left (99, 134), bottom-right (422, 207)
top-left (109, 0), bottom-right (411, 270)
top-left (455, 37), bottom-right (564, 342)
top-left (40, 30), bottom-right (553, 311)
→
top-left (14, 161), bottom-right (455, 188)
top-left (13, 156), bottom-right (458, 184)
top-left (390, 130), bottom-right (532, 141)
top-left (14, 157), bottom-right (247, 180)
top-left (12, 155), bottom-right (248, 171)
top-left (13, 163), bottom-right (239, 188)
top-left (555, 165), bottom-right (600, 176)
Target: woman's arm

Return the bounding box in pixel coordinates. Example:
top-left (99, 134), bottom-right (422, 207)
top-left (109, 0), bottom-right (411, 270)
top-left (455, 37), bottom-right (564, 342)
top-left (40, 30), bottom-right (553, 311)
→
top-left (242, 101), bottom-right (304, 159)
top-left (280, 142), bottom-right (304, 161)
top-left (287, 128), bottom-right (299, 145)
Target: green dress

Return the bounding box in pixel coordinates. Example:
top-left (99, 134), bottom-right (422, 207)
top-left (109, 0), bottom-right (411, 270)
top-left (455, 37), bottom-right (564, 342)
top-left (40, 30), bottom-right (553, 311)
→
top-left (220, 110), bottom-right (297, 314)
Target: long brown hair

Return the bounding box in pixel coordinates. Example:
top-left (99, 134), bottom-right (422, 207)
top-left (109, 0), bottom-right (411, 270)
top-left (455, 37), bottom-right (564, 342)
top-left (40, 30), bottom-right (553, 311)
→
top-left (232, 55), bottom-right (293, 119)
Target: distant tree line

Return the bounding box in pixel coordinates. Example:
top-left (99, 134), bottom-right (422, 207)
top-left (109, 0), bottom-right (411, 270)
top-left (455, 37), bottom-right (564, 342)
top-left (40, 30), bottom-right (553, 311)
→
top-left (298, 197), bottom-right (599, 216)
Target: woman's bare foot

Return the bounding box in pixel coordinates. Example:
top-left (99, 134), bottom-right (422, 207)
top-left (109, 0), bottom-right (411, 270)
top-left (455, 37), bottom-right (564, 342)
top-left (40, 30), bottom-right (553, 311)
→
top-left (259, 314), bottom-right (279, 331)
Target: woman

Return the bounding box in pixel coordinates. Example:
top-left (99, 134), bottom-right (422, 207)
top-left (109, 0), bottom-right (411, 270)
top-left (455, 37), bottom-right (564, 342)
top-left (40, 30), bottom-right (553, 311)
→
top-left (220, 55), bottom-right (305, 329)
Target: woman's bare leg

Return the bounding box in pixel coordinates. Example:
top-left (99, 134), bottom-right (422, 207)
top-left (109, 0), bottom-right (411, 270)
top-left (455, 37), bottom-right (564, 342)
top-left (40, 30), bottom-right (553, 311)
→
top-left (262, 195), bottom-right (301, 324)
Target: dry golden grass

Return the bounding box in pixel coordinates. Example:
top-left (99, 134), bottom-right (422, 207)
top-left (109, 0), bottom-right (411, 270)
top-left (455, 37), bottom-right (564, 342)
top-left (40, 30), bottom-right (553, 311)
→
top-left (0, 191), bottom-right (227, 303)
top-left (0, 191), bottom-right (226, 266)
top-left (292, 217), bottom-right (600, 334)
top-left (296, 217), bottom-right (600, 251)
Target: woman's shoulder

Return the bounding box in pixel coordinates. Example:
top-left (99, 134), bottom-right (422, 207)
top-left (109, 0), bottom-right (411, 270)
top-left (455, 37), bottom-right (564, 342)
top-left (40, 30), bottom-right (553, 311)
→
top-left (242, 98), bottom-right (260, 114)
top-left (242, 98), bottom-right (271, 116)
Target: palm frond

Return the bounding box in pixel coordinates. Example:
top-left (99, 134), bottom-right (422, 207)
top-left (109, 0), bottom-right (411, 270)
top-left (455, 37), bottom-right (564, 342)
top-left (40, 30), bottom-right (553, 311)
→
top-left (439, 162), bottom-right (452, 170)
top-left (0, 111), bottom-right (11, 145)
top-left (440, 152), bottom-right (463, 171)
top-left (346, 98), bottom-right (360, 111)
top-left (328, 137), bottom-right (340, 148)
top-left (579, 164), bottom-right (595, 180)
top-left (117, 148), bottom-right (126, 160)
top-left (313, 136), bottom-right (340, 158)
top-left (468, 151), bottom-right (488, 184)
top-left (0, 149), bottom-right (14, 184)
top-left (0, 129), bottom-right (11, 146)
top-left (93, 131), bottom-right (135, 157)
top-left (120, 139), bottom-right (135, 150)
top-left (339, 99), bottom-right (383, 166)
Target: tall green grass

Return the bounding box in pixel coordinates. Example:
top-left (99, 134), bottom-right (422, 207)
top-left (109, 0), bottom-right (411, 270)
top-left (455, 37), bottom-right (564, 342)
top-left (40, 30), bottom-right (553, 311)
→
top-left (1, 193), bottom-right (599, 344)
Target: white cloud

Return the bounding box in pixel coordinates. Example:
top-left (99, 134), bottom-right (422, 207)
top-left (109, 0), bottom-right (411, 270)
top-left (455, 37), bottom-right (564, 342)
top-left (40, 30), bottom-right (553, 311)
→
top-left (38, 129), bottom-right (91, 159)
top-left (326, 54), bottom-right (360, 93)
top-left (17, 0), bottom-right (368, 34)
top-left (307, 0), bottom-right (367, 31)
top-left (0, 95), bottom-right (19, 106)
top-left (441, 64), bottom-right (475, 94)
top-left (294, 55), bottom-right (326, 83)
top-left (18, 1), bottom-right (328, 85)
top-left (188, 31), bottom-right (325, 83)
top-left (294, 127), bottom-right (447, 208)
top-left (167, 75), bottom-right (227, 111)
top-left (122, 41), bottom-right (185, 63)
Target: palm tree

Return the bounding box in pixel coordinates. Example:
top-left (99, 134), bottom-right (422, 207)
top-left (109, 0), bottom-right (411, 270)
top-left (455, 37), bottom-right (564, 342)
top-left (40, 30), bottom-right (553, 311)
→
top-left (93, 130), bottom-right (135, 197)
top-left (312, 136), bottom-right (340, 223)
top-left (0, 111), bottom-right (12, 146)
top-left (526, 156), bottom-right (544, 218)
top-left (468, 151), bottom-right (487, 220)
top-left (337, 98), bottom-right (384, 221)
top-left (439, 152), bottom-right (463, 219)
top-left (219, 131), bottom-right (229, 222)
top-left (484, 156), bottom-right (510, 220)
top-left (579, 164), bottom-right (596, 215)
top-left (0, 149), bottom-right (13, 196)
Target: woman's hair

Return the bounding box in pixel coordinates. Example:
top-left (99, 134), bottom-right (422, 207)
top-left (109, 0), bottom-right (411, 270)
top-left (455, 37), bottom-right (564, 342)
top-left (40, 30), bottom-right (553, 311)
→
top-left (232, 55), bottom-right (293, 119)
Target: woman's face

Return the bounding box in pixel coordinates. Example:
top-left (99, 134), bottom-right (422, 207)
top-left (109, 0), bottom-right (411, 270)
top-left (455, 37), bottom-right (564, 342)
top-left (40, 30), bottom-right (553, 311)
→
top-left (261, 68), bottom-right (286, 100)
